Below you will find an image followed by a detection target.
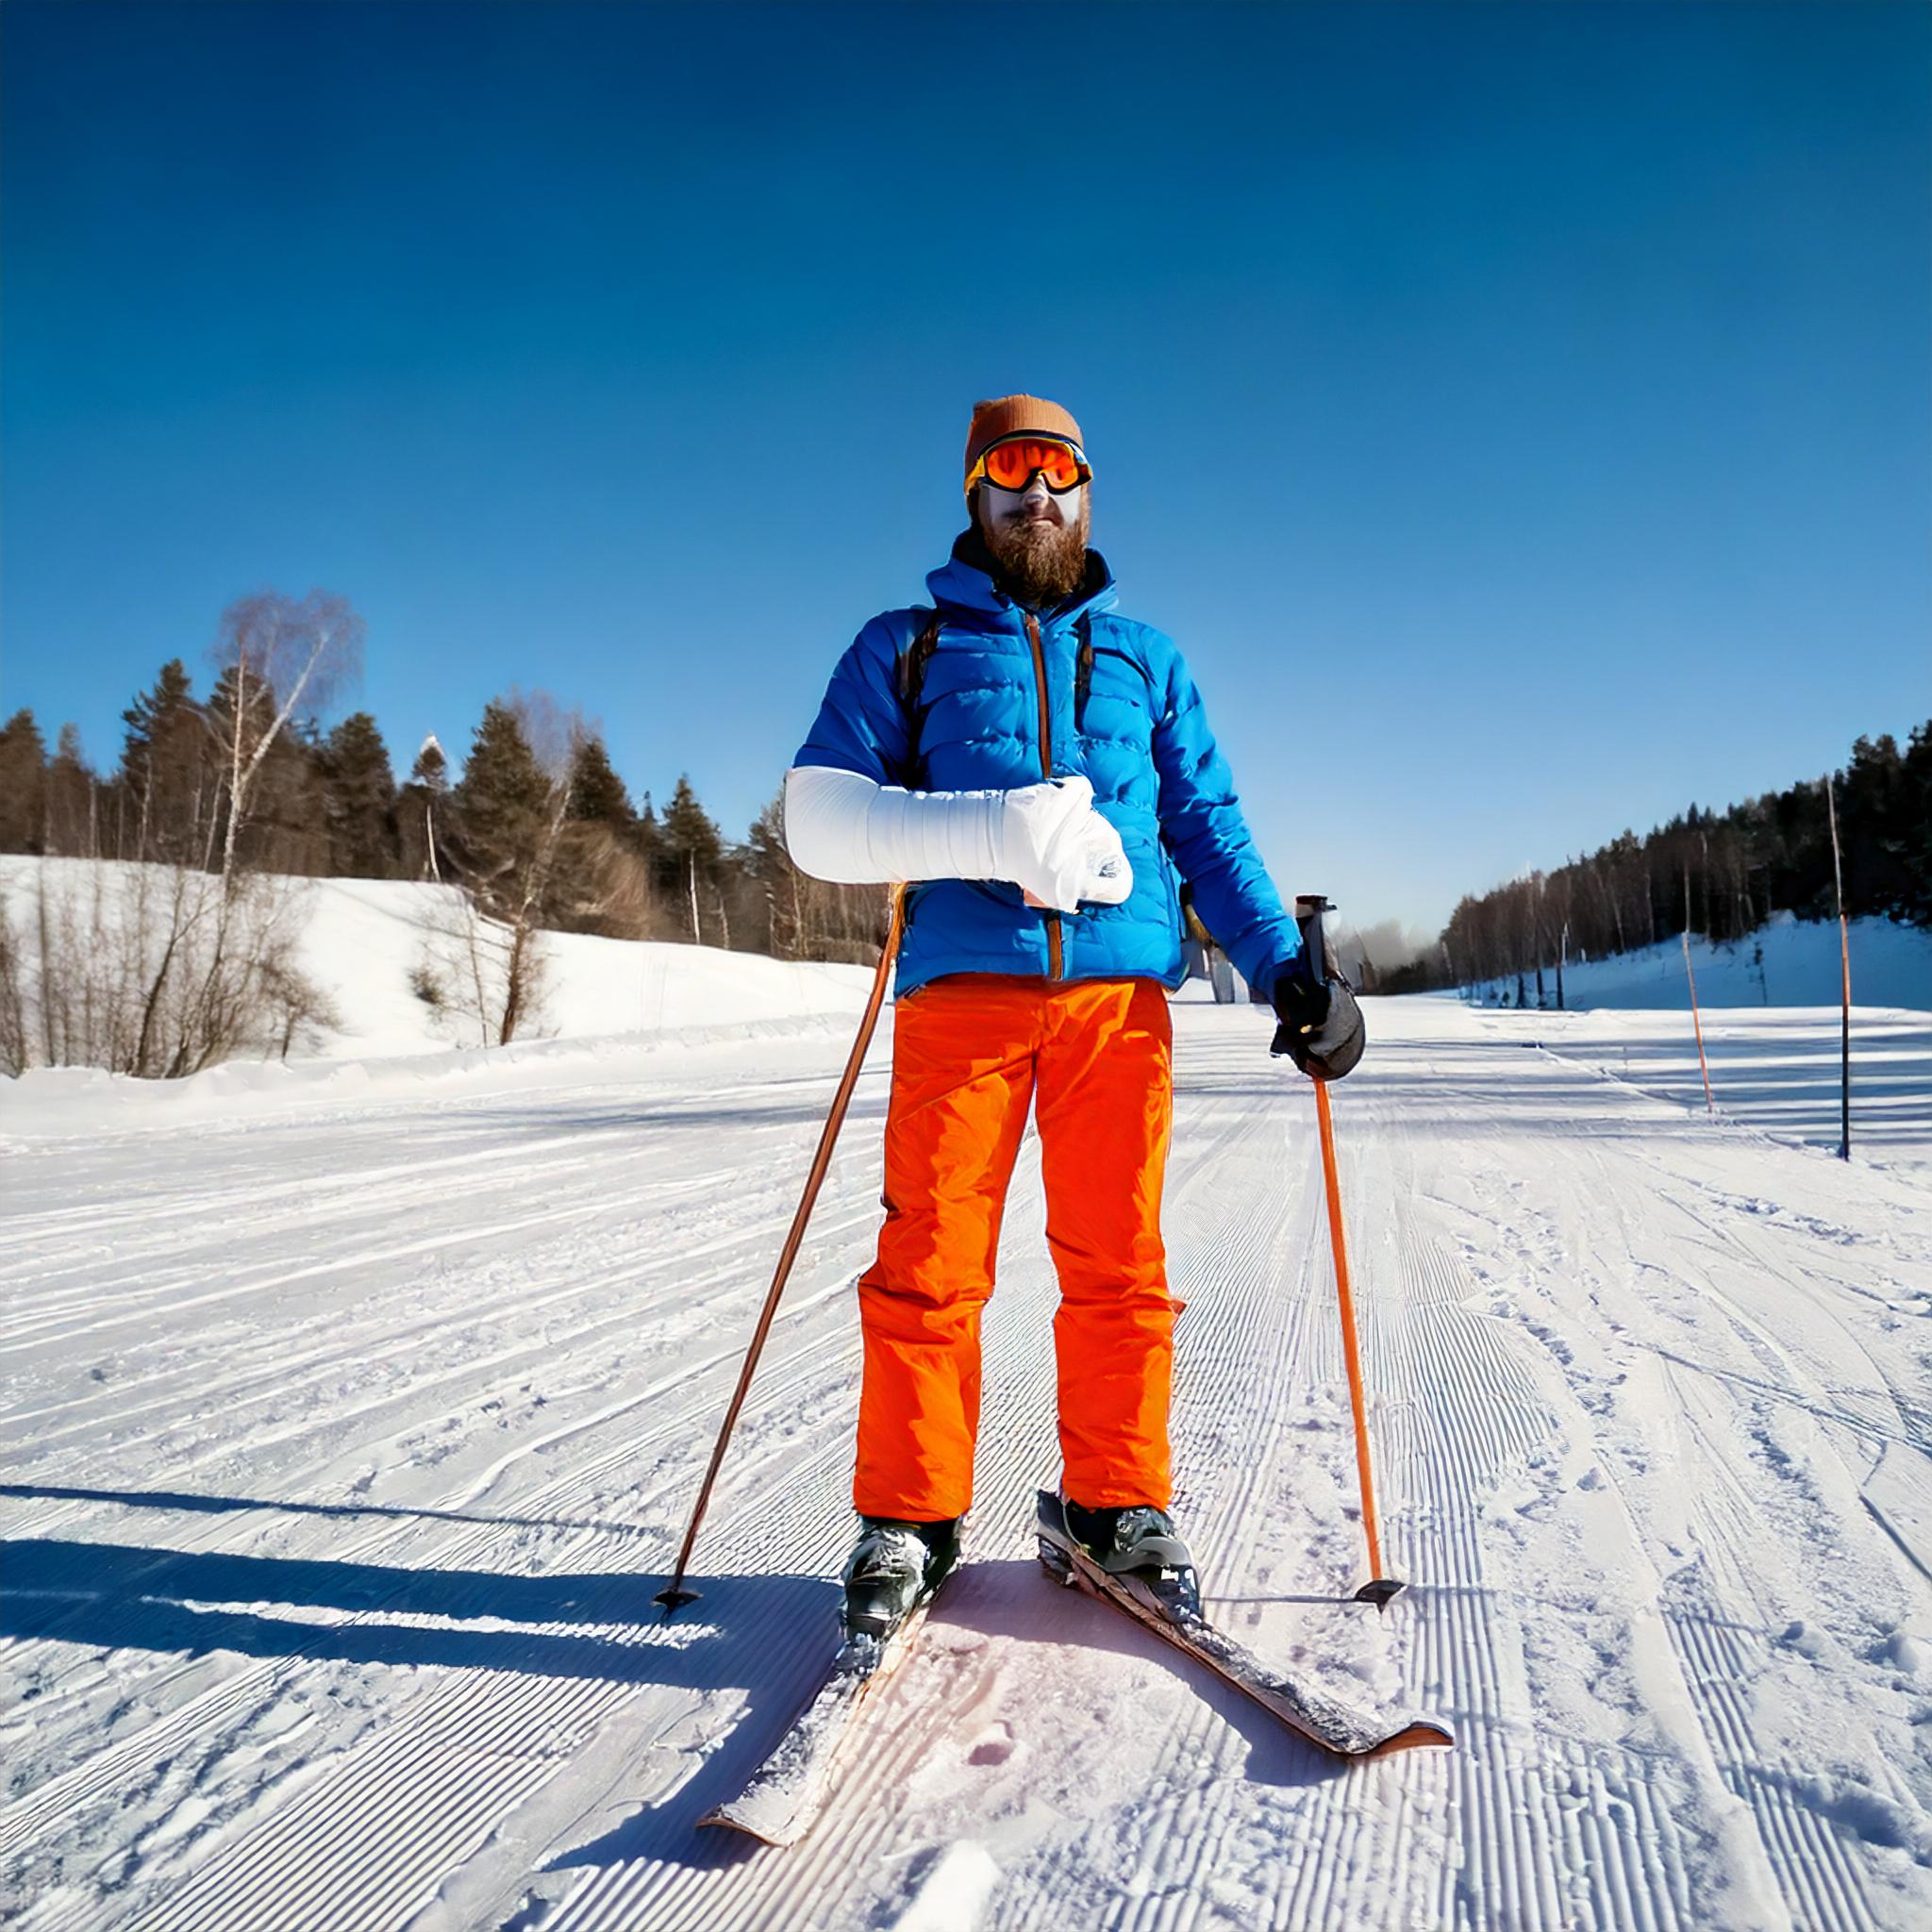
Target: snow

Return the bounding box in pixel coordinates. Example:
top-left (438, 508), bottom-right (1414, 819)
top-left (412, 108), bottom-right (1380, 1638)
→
top-left (0, 859), bottom-right (874, 1137)
top-left (285, 874), bottom-right (874, 1061)
top-left (0, 858), bottom-right (876, 1065)
top-left (5, 975), bottom-right (1930, 1929)
top-left (1471, 911), bottom-right (1930, 1013)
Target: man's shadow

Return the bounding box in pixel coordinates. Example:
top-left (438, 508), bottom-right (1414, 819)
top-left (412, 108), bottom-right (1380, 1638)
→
top-left (3, 1534), bottom-right (836, 1832)
top-left (6, 1535), bottom-right (1346, 1874)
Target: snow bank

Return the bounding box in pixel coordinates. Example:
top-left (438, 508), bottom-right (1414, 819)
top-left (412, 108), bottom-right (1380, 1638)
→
top-left (1474, 912), bottom-right (1929, 1013)
top-left (0, 858), bottom-right (875, 1134)
top-left (282, 874), bottom-right (874, 1058)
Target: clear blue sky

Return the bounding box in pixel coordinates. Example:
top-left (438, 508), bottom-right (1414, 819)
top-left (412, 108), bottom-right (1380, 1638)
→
top-left (5, 1), bottom-right (1926, 937)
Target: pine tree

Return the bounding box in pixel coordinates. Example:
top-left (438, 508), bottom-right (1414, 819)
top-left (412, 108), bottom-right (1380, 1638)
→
top-left (411, 736), bottom-right (449, 794)
top-left (45, 724), bottom-right (96, 857)
top-left (397, 736), bottom-right (451, 881)
top-left (658, 774), bottom-right (723, 942)
top-left (632, 790), bottom-right (664, 864)
top-left (455, 700), bottom-right (554, 896)
top-left (120, 659), bottom-right (193, 788)
top-left (660, 775), bottom-right (722, 874)
top-left (0, 710), bottom-right (47, 854)
top-left (1895, 723), bottom-right (1932, 925)
top-left (445, 698), bottom-right (574, 1045)
top-left (567, 735), bottom-right (634, 826)
top-left (1840, 733), bottom-right (1908, 914)
top-left (318, 712), bottom-right (398, 876)
top-left (120, 659), bottom-right (210, 861)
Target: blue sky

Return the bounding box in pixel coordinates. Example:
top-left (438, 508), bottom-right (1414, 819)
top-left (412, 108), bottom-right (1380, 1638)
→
top-left (5, 1), bottom-right (1926, 936)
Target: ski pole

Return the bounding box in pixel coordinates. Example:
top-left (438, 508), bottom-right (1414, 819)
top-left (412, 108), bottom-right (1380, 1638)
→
top-left (656, 885), bottom-right (907, 1614)
top-left (1295, 894), bottom-right (1402, 1610)
top-left (1312, 1078), bottom-right (1401, 1608)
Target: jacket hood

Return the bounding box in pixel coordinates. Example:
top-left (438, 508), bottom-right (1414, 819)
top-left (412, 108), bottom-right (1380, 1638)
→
top-left (926, 525), bottom-right (1120, 627)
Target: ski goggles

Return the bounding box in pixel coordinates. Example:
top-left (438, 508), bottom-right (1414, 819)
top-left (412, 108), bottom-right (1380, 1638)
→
top-left (964, 435), bottom-right (1092, 495)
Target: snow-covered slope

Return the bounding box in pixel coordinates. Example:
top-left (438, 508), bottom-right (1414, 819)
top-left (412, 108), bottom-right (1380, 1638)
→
top-left (1473, 911), bottom-right (1930, 1012)
top-left (4, 999), bottom-right (1929, 1930)
top-left (287, 874), bottom-right (874, 1059)
top-left (0, 859), bottom-right (876, 1069)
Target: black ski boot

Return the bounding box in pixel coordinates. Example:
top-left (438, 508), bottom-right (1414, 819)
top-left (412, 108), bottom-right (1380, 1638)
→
top-left (1063, 1500), bottom-right (1201, 1613)
top-left (840, 1516), bottom-right (960, 1643)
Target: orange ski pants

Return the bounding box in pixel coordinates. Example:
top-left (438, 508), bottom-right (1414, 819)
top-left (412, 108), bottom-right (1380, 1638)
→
top-left (855, 974), bottom-right (1177, 1523)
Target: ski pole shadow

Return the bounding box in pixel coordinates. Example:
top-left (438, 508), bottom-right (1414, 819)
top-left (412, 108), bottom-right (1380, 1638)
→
top-left (3, 1534), bottom-right (852, 1863)
top-left (0, 1479), bottom-right (655, 1541)
top-left (1202, 1592), bottom-right (1376, 1608)
top-left (0, 1537), bottom-right (835, 1693)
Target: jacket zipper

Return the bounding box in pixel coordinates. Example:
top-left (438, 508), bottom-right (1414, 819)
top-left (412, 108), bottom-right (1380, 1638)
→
top-left (1024, 613), bottom-right (1064, 980)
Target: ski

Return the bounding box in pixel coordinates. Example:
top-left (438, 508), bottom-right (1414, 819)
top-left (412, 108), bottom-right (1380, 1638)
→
top-left (1034, 1491), bottom-right (1453, 1758)
top-left (699, 1593), bottom-right (940, 1846)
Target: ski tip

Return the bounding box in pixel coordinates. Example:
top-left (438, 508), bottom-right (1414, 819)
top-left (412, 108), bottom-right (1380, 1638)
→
top-left (654, 1582), bottom-right (702, 1616)
top-left (1355, 1577), bottom-right (1404, 1611)
top-left (698, 1806), bottom-right (802, 1847)
top-left (1369, 1719), bottom-right (1456, 1756)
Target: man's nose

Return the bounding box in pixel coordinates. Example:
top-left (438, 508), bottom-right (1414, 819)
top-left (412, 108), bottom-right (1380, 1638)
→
top-left (1022, 473), bottom-right (1052, 502)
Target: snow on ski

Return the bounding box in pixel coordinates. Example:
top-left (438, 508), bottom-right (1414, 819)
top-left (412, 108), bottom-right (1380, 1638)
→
top-left (1034, 1491), bottom-right (1453, 1759)
top-left (700, 1596), bottom-right (940, 1846)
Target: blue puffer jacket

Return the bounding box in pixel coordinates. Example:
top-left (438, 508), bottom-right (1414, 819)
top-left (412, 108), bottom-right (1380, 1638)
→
top-left (793, 534), bottom-right (1303, 1000)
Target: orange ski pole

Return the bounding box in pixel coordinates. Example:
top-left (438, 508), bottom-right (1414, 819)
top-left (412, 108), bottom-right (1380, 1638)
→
top-left (1313, 1078), bottom-right (1401, 1608)
top-left (1292, 893), bottom-right (1401, 1609)
top-left (656, 886), bottom-right (906, 1612)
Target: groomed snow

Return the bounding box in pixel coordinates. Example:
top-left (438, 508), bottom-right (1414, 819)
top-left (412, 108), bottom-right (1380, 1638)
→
top-left (1470, 910), bottom-right (1930, 1014)
top-left (4, 987), bottom-right (1929, 1930)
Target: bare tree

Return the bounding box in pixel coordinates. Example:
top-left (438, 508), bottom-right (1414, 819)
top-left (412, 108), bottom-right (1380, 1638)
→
top-left (495, 691), bottom-right (578, 1044)
top-left (0, 860), bottom-right (334, 1078)
top-left (209, 590), bottom-right (365, 881)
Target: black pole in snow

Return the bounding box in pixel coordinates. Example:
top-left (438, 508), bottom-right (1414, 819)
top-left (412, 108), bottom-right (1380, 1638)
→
top-left (1825, 774), bottom-right (1851, 1161)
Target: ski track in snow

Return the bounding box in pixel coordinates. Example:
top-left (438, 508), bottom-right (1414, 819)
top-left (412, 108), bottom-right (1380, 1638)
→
top-left (2, 1002), bottom-right (1929, 1930)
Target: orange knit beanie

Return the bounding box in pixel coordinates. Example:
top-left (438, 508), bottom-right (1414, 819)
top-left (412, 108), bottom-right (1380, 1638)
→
top-left (963, 394), bottom-right (1086, 489)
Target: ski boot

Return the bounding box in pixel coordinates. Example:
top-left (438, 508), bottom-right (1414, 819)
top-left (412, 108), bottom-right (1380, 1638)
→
top-left (1059, 1500), bottom-right (1201, 1615)
top-left (840, 1516), bottom-right (960, 1646)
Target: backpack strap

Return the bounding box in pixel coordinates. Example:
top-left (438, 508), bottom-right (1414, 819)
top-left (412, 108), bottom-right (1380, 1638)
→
top-left (895, 607), bottom-right (941, 787)
top-left (1074, 610), bottom-right (1094, 736)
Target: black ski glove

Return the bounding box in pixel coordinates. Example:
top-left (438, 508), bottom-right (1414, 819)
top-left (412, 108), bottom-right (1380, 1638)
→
top-left (1269, 896), bottom-right (1366, 1080)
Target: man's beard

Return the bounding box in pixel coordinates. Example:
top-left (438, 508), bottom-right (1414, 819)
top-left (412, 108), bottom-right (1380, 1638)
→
top-left (979, 495), bottom-right (1091, 608)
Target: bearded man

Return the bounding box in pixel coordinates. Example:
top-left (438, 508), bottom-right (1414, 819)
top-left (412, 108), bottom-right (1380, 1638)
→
top-left (784, 393), bottom-right (1363, 1642)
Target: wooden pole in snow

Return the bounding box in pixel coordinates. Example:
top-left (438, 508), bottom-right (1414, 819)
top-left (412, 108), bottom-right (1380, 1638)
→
top-left (1825, 774), bottom-right (1852, 1160)
top-left (656, 886), bottom-right (906, 1611)
top-left (1681, 929), bottom-right (1715, 1119)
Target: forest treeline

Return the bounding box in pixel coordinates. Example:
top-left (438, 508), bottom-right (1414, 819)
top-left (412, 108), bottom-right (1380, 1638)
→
top-left (0, 649), bottom-right (885, 966)
top-left (1384, 724), bottom-right (1932, 998)
top-left (3, 609), bottom-right (1924, 1023)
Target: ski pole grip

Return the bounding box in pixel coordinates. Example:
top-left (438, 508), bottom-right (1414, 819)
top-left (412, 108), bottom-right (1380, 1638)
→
top-left (1293, 893), bottom-right (1332, 986)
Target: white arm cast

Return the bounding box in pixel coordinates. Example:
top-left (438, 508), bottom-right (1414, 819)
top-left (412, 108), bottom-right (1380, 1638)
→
top-left (782, 764), bottom-right (1002, 885)
top-left (783, 765), bottom-right (1135, 911)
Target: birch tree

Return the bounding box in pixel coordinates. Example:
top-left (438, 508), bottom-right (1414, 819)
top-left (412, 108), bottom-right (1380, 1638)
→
top-left (209, 590), bottom-right (364, 881)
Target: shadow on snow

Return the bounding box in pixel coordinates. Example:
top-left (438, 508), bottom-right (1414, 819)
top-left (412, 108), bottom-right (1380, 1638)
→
top-left (3, 1531), bottom-right (1347, 1869)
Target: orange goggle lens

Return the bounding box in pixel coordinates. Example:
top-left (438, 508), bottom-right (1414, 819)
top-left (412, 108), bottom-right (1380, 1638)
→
top-left (970, 436), bottom-right (1091, 493)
